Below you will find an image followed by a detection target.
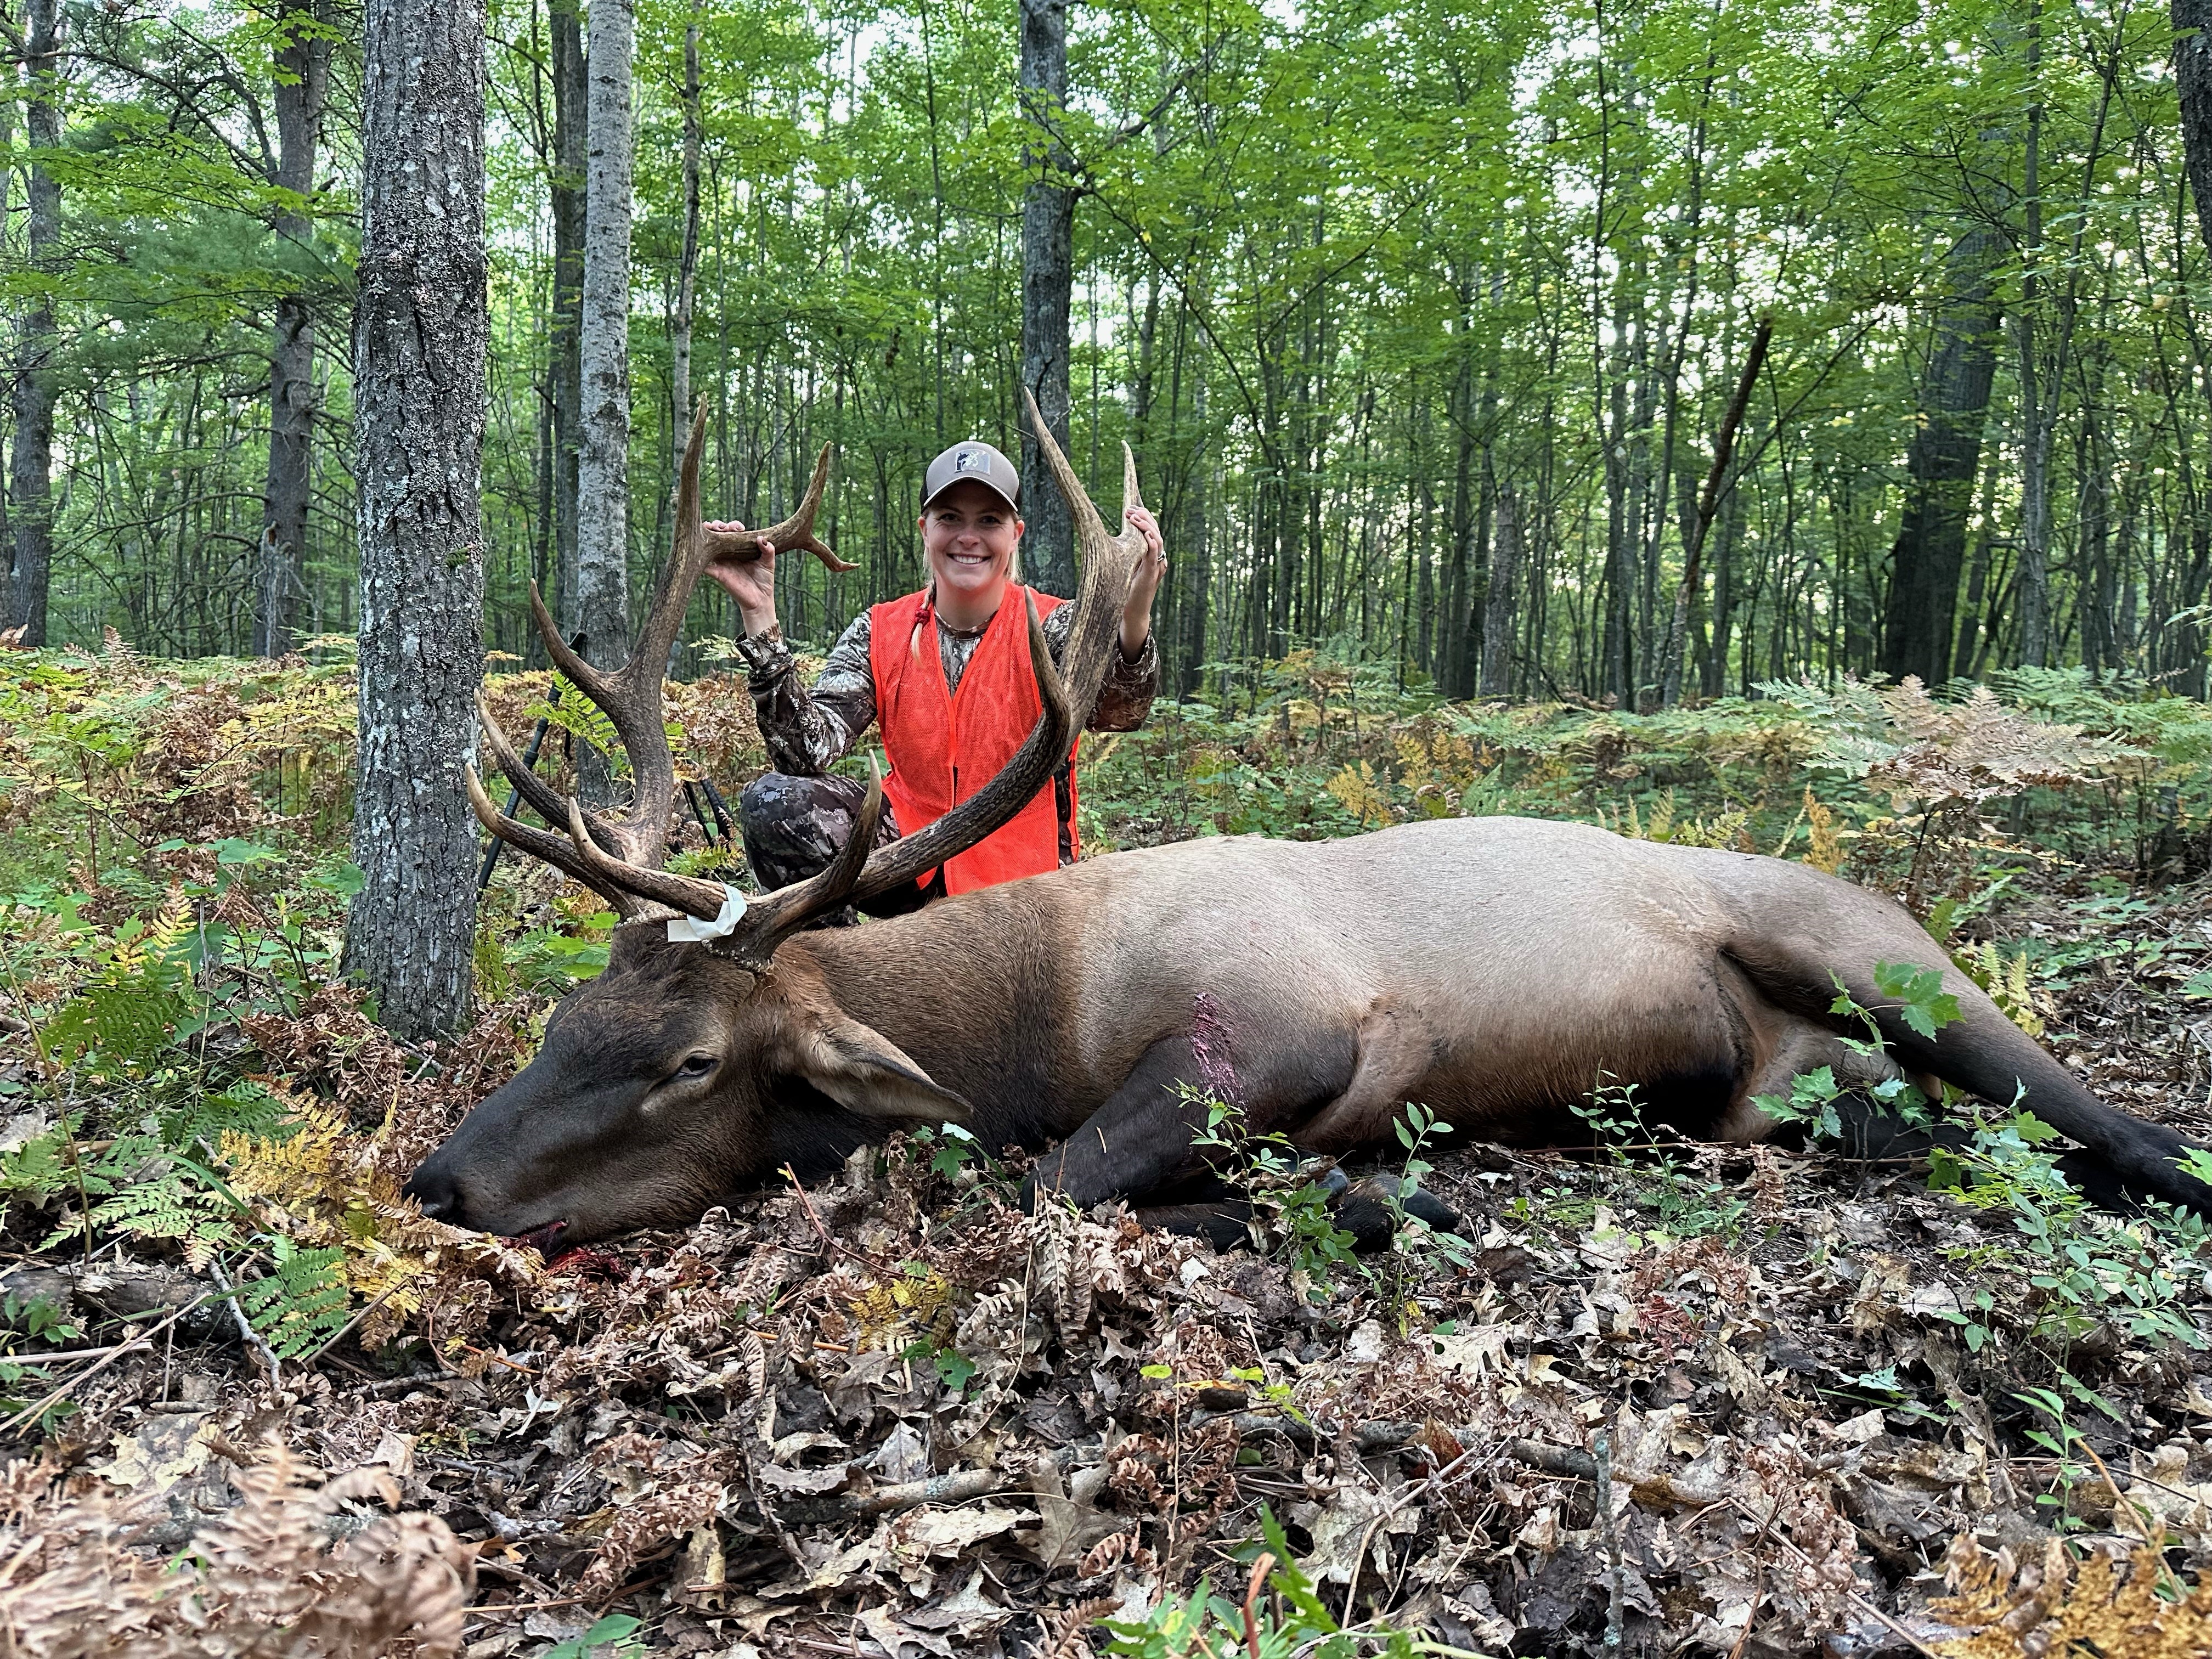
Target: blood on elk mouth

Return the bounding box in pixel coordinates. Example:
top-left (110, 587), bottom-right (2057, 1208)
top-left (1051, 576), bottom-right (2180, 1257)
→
top-left (507, 1218), bottom-right (569, 1257)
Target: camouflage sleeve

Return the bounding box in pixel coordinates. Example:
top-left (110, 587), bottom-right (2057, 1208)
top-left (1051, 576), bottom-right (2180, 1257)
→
top-left (733, 611), bottom-right (877, 776)
top-left (1042, 601), bottom-right (1160, 732)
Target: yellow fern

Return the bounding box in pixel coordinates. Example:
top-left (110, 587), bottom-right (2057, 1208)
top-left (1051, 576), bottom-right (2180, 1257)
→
top-left (848, 1267), bottom-right (954, 1350)
top-left (1802, 789), bottom-right (1843, 874)
top-left (1957, 941), bottom-right (2047, 1039)
top-left (1932, 1534), bottom-right (2212, 1658)
top-left (221, 1093), bottom-right (537, 1348)
top-left (1327, 761), bottom-right (1394, 827)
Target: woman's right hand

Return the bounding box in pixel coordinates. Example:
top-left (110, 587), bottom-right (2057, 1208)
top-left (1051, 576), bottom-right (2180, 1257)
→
top-left (703, 520), bottom-right (778, 632)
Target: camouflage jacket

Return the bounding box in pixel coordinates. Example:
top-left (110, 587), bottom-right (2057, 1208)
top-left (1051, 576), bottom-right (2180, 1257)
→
top-left (733, 597), bottom-right (1159, 777)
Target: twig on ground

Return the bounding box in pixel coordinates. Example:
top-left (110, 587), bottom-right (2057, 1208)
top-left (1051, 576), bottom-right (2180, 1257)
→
top-left (1595, 1430), bottom-right (1624, 1659)
top-left (1724, 1498), bottom-right (1784, 1659)
top-left (0, 1293), bottom-right (212, 1440)
top-left (779, 1164), bottom-right (898, 1277)
top-left (1734, 1497), bottom-right (1945, 1659)
top-left (206, 1260), bottom-right (281, 1390)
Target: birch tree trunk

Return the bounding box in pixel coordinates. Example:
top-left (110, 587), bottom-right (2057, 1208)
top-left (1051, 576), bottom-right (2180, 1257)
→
top-left (255, 0), bottom-right (330, 658)
top-left (577, 0), bottom-right (634, 665)
top-left (6, 0), bottom-right (63, 646)
top-left (1017, 0), bottom-right (1075, 598)
top-left (1479, 487), bottom-right (1523, 697)
top-left (550, 0), bottom-right (586, 635)
top-left (344, 0), bottom-right (488, 1040)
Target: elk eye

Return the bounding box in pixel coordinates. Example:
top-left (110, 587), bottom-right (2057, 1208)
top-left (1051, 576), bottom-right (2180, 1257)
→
top-left (672, 1054), bottom-right (718, 1081)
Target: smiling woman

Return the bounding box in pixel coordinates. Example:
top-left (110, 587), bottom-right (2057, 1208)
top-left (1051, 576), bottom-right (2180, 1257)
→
top-left (699, 433), bottom-right (1169, 912)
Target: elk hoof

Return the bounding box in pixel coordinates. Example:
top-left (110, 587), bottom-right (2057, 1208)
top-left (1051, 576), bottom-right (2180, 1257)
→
top-left (1335, 1175), bottom-right (1462, 1253)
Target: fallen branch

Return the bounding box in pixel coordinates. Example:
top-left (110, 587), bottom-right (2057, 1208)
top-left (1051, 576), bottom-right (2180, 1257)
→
top-left (0, 1293), bottom-right (214, 1440)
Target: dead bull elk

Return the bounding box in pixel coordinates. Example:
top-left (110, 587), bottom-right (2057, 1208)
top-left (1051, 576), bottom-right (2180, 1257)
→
top-left (407, 399), bottom-right (2212, 1251)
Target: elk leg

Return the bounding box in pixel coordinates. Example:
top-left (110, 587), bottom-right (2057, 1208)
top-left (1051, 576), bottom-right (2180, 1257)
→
top-left (1021, 1027), bottom-right (1360, 1215)
top-left (1726, 944), bottom-right (2212, 1214)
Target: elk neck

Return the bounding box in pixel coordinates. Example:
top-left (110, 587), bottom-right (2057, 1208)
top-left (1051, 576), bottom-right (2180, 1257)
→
top-left (765, 877), bottom-right (1102, 1150)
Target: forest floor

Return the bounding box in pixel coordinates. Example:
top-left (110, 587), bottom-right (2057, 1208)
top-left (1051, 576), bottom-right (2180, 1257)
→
top-left (4, 647), bottom-right (2212, 1657)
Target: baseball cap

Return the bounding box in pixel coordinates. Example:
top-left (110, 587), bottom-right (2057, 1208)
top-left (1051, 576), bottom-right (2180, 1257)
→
top-left (921, 440), bottom-right (1020, 512)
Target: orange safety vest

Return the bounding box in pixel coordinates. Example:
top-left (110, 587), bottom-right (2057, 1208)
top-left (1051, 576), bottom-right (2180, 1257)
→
top-left (868, 585), bottom-right (1079, 895)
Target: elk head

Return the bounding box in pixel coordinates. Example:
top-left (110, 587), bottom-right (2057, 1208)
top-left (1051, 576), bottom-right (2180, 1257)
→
top-left (404, 393), bottom-right (1148, 1246)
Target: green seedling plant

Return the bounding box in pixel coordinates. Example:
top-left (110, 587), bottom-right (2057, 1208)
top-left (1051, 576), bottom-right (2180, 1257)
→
top-left (1370, 1104), bottom-right (1477, 1313)
top-left (1754, 963), bottom-right (2211, 1357)
top-left (2012, 1379), bottom-right (2128, 1534)
top-left (1565, 1076), bottom-right (1750, 1238)
top-left (541, 1615), bottom-right (647, 1659)
top-left (1184, 1084), bottom-right (1362, 1288)
top-left (1101, 1510), bottom-right (1446, 1658)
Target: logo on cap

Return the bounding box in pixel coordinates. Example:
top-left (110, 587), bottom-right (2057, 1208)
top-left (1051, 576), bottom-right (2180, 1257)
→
top-left (954, 448), bottom-right (990, 476)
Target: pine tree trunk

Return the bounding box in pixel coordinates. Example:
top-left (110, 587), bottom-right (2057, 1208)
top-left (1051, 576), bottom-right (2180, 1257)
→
top-left (256, 0), bottom-right (330, 659)
top-left (1880, 226), bottom-right (2001, 684)
top-left (2015, 7), bottom-right (2053, 668)
top-left (345, 0), bottom-right (488, 1041)
top-left (577, 0), bottom-right (634, 669)
top-left (1017, 0), bottom-right (1075, 598)
top-left (6, 0), bottom-right (62, 647)
top-left (550, 0), bottom-right (586, 635)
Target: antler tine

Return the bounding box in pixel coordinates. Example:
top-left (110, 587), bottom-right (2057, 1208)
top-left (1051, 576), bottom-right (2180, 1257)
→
top-left (475, 690), bottom-right (622, 856)
top-left (1022, 387), bottom-right (1148, 606)
top-left (561, 797), bottom-right (732, 922)
top-left (465, 761), bottom-right (640, 917)
top-left (630, 399), bottom-right (716, 698)
top-left (528, 580), bottom-right (614, 706)
top-left (755, 444), bottom-right (859, 574)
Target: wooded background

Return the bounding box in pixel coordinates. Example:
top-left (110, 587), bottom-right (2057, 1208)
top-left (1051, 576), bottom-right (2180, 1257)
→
top-left (4, 0), bottom-right (2212, 712)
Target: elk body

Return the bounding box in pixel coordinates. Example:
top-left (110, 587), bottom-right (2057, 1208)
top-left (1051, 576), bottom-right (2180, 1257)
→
top-left (407, 402), bottom-right (2212, 1248)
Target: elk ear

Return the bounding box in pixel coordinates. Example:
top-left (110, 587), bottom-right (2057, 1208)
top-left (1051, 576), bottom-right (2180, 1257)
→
top-left (793, 1015), bottom-right (972, 1125)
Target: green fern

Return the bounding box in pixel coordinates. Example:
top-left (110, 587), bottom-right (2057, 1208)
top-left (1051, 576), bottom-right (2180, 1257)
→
top-left (233, 1238), bottom-right (349, 1359)
top-left (523, 676), bottom-right (630, 778)
top-left (40, 894), bottom-right (202, 1076)
top-left (0, 1118), bottom-right (89, 1205)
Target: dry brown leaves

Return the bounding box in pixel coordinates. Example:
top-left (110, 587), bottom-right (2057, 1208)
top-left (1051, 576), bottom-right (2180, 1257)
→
top-left (0, 1440), bottom-right (472, 1659)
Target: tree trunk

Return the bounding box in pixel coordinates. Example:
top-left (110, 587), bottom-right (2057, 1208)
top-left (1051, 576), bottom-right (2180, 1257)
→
top-left (1658, 317), bottom-right (1771, 706)
top-left (1479, 486), bottom-right (1522, 698)
top-left (2182, 0), bottom-right (2212, 256)
top-left (1880, 226), bottom-right (2001, 684)
top-left (256, 0), bottom-right (331, 658)
top-left (345, 0), bottom-right (489, 1040)
top-left (2015, 4), bottom-right (2053, 667)
top-left (550, 0), bottom-right (586, 635)
top-left (6, 0), bottom-right (63, 647)
top-left (1174, 333), bottom-right (1210, 698)
top-left (577, 0), bottom-right (634, 666)
top-left (1017, 0), bottom-right (1075, 598)
top-left (668, 1), bottom-right (701, 486)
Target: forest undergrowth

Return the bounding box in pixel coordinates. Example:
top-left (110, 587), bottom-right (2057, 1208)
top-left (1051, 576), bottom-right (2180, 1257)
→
top-left (4, 637), bottom-right (2212, 1656)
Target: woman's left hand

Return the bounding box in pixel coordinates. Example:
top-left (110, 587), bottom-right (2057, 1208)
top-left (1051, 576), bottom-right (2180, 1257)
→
top-left (1121, 505), bottom-right (1168, 653)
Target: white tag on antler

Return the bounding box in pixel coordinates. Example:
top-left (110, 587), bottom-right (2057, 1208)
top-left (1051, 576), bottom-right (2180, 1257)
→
top-left (667, 885), bottom-right (747, 944)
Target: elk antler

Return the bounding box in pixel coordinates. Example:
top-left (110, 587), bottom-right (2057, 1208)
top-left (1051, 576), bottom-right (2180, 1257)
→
top-left (468, 399), bottom-right (843, 919)
top-left (699, 444), bottom-right (859, 575)
top-left (711, 387), bottom-right (1149, 967)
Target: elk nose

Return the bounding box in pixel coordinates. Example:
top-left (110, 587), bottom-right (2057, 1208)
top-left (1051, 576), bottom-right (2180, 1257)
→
top-left (402, 1161), bottom-right (460, 1224)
